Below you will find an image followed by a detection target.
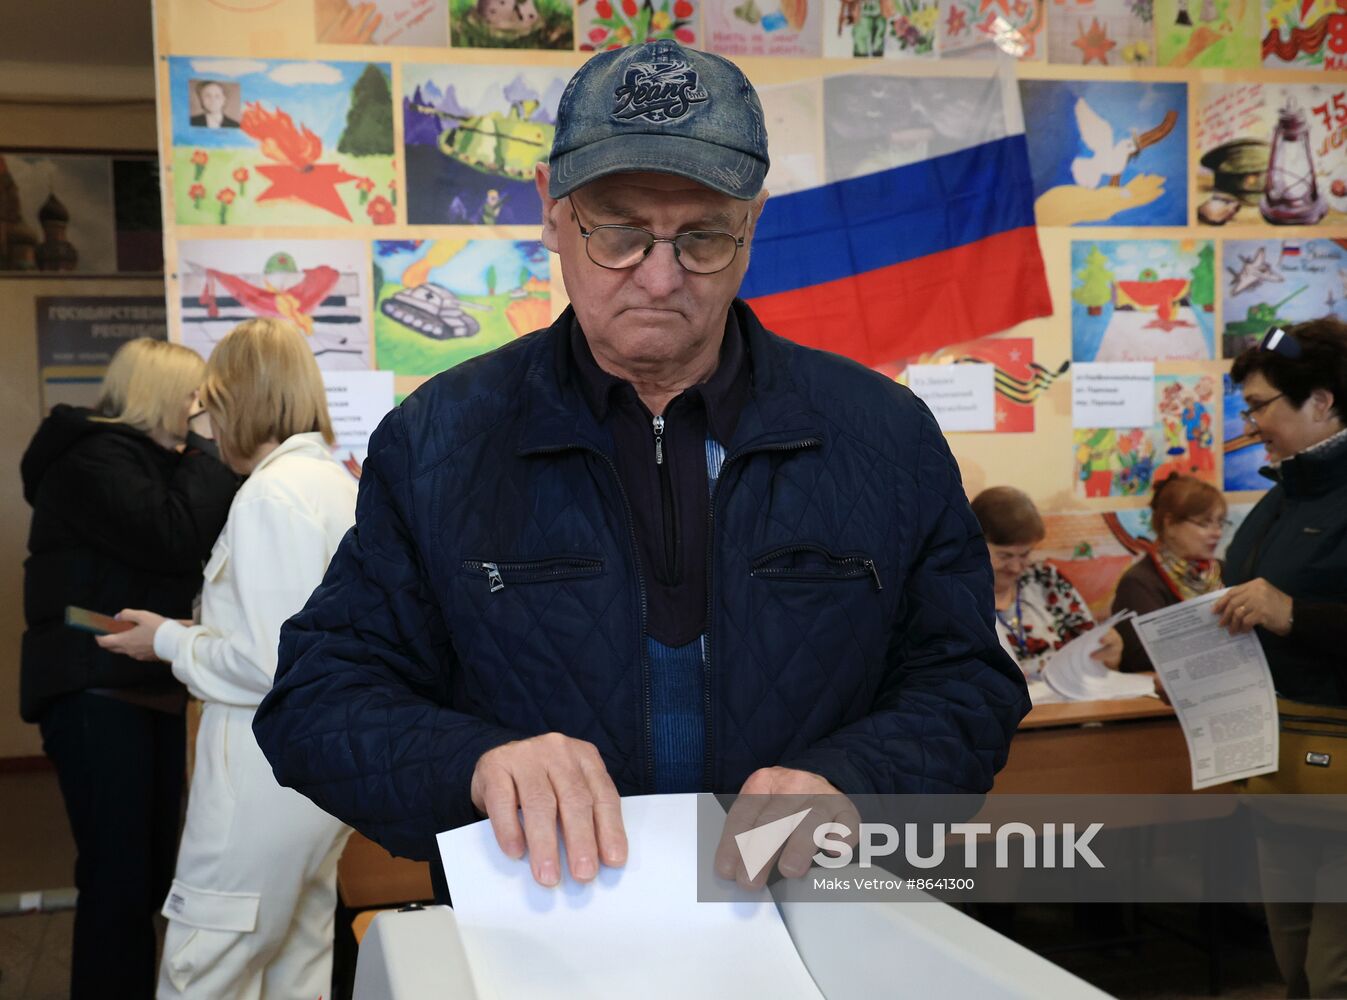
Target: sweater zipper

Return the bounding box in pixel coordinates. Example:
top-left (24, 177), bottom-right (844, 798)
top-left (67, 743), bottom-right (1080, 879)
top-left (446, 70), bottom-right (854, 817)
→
top-left (703, 436), bottom-right (822, 790)
top-left (653, 415), bottom-right (678, 580)
top-left (527, 444), bottom-right (654, 792)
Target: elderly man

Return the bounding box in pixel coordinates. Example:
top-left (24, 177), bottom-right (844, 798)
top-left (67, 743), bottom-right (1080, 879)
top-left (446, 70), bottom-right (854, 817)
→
top-left (253, 40), bottom-right (1029, 891)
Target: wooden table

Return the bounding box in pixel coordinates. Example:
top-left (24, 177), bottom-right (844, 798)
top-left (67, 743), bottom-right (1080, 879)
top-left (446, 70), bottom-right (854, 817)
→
top-left (993, 694), bottom-right (1201, 794)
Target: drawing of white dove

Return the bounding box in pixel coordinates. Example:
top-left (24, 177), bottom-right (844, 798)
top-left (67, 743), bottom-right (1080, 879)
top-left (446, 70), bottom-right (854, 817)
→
top-left (1070, 98), bottom-right (1137, 189)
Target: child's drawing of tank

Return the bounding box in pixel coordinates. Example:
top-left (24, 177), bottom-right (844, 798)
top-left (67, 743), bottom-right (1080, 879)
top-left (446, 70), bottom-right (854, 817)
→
top-left (381, 283), bottom-right (485, 340)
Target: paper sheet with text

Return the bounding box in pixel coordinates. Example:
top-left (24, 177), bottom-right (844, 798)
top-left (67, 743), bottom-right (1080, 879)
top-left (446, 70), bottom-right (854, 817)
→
top-left (1133, 590), bottom-right (1278, 789)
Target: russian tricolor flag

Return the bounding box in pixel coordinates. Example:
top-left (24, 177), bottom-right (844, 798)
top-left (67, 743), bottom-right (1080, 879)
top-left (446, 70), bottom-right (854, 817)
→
top-left (742, 70), bottom-right (1051, 368)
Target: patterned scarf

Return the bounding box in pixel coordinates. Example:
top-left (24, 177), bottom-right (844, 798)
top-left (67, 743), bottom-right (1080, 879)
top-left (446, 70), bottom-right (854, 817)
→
top-left (1156, 547), bottom-right (1222, 601)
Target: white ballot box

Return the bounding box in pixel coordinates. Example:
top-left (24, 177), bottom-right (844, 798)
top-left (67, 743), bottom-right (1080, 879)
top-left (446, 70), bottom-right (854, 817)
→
top-left (353, 898), bottom-right (1109, 999)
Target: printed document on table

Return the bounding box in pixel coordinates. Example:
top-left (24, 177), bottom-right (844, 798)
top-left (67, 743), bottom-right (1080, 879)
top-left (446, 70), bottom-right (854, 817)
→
top-left (1133, 589), bottom-right (1278, 789)
top-left (1043, 611), bottom-right (1156, 702)
top-left (436, 793), bottom-right (825, 1000)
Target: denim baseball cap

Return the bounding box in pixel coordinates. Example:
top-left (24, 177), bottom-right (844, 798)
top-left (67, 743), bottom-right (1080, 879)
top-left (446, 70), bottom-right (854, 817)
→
top-left (548, 40), bottom-right (769, 201)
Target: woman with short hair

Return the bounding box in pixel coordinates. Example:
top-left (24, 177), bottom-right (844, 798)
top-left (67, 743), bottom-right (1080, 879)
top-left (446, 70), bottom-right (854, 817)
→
top-left (21, 338), bottom-right (237, 999)
top-left (971, 486), bottom-right (1122, 692)
top-left (1218, 319), bottom-right (1347, 999)
top-left (1112, 474), bottom-right (1228, 672)
top-left (100, 319), bottom-right (357, 999)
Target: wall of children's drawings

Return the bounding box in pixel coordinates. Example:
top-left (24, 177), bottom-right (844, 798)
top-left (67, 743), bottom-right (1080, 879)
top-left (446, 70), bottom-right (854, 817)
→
top-left (152, 0), bottom-right (1347, 575)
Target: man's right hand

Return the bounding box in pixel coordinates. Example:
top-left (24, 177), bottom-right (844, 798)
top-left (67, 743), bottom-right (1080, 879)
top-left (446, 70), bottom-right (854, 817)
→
top-left (469, 733), bottom-right (627, 888)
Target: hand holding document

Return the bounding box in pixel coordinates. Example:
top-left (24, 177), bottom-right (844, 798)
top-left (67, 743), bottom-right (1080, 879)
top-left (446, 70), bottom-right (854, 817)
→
top-left (437, 794), bottom-right (825, 1000)
top-left (1133, 589), bottom-right (1278, 789)
top-left (1042, 611), bottom-right (1156, 702)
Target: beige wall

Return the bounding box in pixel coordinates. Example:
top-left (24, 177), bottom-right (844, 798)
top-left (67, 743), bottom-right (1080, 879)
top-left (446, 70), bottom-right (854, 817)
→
top-left (0, 62), bottom-right (160, 758)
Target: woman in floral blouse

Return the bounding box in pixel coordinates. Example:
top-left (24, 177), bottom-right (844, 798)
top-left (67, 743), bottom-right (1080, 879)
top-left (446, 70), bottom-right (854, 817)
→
top-left (971, 487), bottom-right (1123, 689)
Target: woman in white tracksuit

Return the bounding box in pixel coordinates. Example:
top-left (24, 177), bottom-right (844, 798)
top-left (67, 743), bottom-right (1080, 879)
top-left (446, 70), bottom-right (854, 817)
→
top-left (100, 318), bottom-right (356, 999)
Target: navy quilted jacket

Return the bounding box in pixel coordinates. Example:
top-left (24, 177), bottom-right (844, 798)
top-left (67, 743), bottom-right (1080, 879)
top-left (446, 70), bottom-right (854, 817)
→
top-left (254, 301), bottom-right (1030, 861)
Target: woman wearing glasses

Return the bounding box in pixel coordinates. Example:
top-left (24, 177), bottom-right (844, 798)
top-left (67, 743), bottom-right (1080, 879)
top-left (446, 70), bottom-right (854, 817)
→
top-left (970, 487), bottom-right (1123, 697)
top-left (1220, 318), bottom-right (1347, 1000)
top-left (1111, 474), bottom-right (1229, 672)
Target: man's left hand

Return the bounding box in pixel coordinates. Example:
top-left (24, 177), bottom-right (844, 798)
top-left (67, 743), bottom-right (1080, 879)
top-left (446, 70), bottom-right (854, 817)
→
top-left (714, 767), bottom-right (860, 889)
top-left (1214, 579), bottom-right (1293, 636)
top-left (95, 609), bottom-right (169, 662)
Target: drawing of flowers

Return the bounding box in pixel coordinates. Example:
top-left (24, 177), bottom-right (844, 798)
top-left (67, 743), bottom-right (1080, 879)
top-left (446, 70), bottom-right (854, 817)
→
top-left (189, 183), bottom-right (206, 208)
top-left (891, 0), bottom-right (937, 53)
top-left (579, 0), bottom-right (696, 50)
top-left (191, 149), bottom-right (209, 181)
top-left (216, 187), bottom-right (235, 224)
top-left (367, 195), bottom-right (395, 225)
top-left (232, 167), bottom-right (249, 196)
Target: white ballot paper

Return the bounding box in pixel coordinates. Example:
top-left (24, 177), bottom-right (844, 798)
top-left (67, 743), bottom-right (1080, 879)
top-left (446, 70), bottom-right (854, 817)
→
top-left (1132, 589), bottom-right (1279, 789)
top-left (436, 793), bottom-right (825, 1000)
top-left (1042, 611), bottom-right (1157, 702)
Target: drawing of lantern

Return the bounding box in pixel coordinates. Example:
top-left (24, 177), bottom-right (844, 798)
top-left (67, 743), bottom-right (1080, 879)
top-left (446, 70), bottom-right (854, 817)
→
top-left (1260, 99), bottom-right (1327, 225)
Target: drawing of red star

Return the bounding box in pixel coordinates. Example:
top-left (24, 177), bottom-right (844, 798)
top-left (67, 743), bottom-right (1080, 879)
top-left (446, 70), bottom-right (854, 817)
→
top-left (254, 163), bottom-right (359, 221)
top-left (946, 5), bottom-right (967, 32)
top-left (979, 0), bottom-right (1009, 13)
top-left (1071, 16), bottom-right (1116, 64)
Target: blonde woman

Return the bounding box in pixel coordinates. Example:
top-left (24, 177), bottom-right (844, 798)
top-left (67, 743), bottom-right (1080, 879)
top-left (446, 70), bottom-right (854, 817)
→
top-left (21, 338), bottom-right (237, 999)
top-left (100, 319), bottom-right (356, 999)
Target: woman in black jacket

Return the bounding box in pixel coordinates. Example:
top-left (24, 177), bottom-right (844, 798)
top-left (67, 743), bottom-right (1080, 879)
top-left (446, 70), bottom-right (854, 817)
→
top-left (1218, 319), bottom-right (1347, 999)
top-left (21, 338), bottom-right (237, 999)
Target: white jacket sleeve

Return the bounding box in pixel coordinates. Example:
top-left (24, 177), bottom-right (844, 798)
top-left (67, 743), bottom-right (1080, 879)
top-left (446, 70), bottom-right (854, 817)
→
top-left (154, 495), bottom-right (335, 706)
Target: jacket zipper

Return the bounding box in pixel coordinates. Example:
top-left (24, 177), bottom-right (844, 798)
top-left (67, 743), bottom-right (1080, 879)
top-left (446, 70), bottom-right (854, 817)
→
top-left (750, 543), bottom-right (883, 591)
top-left (525, 445), bottom-right (654, 792)
top-left (703, 437), bottom-right (822, 790)
top-left (463, 558), bottom-right (603, 592)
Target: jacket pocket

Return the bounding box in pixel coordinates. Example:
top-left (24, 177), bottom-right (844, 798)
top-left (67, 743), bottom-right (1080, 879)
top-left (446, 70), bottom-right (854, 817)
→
top-left (749, 544), bottom-right (883, 591)
top-left (461, 556), bottom-right (604, 594)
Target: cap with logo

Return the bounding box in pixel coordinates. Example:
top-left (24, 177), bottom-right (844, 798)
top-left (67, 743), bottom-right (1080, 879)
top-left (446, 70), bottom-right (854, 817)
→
top-left (548, 40), bottom-right (769, 201)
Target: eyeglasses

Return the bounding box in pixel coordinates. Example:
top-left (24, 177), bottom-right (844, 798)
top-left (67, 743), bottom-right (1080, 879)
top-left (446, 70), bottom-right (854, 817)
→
top-left (569, 198), bottom-right (746, 274)
top-left (1240, 393), bottom-right (1284, 425)
top-left (1184, 516), bottom-right (1232, 531)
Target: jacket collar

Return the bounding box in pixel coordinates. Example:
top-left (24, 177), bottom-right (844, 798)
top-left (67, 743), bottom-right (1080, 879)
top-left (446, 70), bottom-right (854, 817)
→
top-left (250, 432), bottom-right (336, 476)
top-left (1264, 425), bottom-right (1347, 499)
top-left (518, 300), bottom-right (823, 458)
top-left (568, 308), bottom-right (749, 446)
